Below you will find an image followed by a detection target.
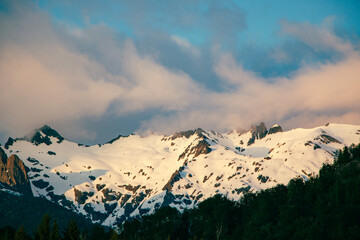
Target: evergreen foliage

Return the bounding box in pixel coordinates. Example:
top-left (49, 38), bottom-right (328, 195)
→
top-left (119, 143), bottom-right (360, 240)
top-left (15, 226), bottom-right (31, 240)
top-left (0, 190), bottom-right (94, 234)
top-left (0, 226), bottom-right (16, 240)
top-left (63, 220), bottom-right (80, 240)
top-left (50, 220), bottom-right (61, 240)
top-left (1, 143), bottom-right (360, 239)
top-left (0, 216), bottom-right (117, 240)
top-left (34, 214), bottom-right (51, 240)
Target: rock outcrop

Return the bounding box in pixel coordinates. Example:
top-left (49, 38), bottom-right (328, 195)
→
top-left (247, 123), bottom-right (283, 145)
top-left (5, 125), bottom-right (64, 148)
top-left (247, 122), bottom-right (268, 145)
top-left (0, 147), bottom-right (31, 195)
top-left (268, 124), bottom-right (283, 134)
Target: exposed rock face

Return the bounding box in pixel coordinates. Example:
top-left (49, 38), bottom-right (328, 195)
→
top-left (162, 167), bottom-right (183, 192)
top-left (74, 188), bottom-right (94, 204)
top-left (248, 122), bottom-right (268, 145)
top-left (268, 124), bottom-right (283, 135)
top-left (4, 137), bottom-right (14, 149)
top-left (192, 140), bottom-right (212, 158)
top-left (0, 147), bottom-right (31, 194)
top-left (106, 135), bottom-right (125, 144)
top-left (178, 134), bottom-right (212, 161)
top-left (317, 134), bottom-right (342, 144)
top-left (25, 125), bottom-right (64, 145)
top-left (5, 125), bottom-right (64, 148)
top-left (0, 147), bottom-right (7, 163)
top-left (170, 128), bottom-right (205, 140)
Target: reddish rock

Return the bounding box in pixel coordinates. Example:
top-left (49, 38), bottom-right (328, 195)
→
top-left (0, 147), bottom-right (31, 194)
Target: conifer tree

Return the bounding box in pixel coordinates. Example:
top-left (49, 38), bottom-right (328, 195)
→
top-left (88, 225), bottom-right (105, 240)
top-left (50, 219), bottom-right (61, 240)
top-left (0, 226), bottom-right (16, 240)
top-left (63, 219), bottom-right (80, 240)
top-left (14, 226), bottom-right (31, 240)
top-left (35, 213), bottom-right (51, 240)
top-left (109, 230), bottom-right (119, 240)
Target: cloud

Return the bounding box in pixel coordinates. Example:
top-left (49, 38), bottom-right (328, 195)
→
top-left (281, 18), bottom-right (353, 54)
top-left (0, 1), bottom-right (359, 143)
top-left (115, 9), bottom-right (360, 134)
top-left (141, 51), bottom-right (360, 133)
top-left (114, 40), bottom-right (204, 113)
top-left (233, 17), bottom-right (355, 79)
top-left (0, 5), bottom-right (123, 138)
top-left (171, 36), bottom-right (200, 57)
top-left (206, 2), bottom-right (246, 47)
top-left (0, 1), bottom-right (204, 139)
top-left (40, 0), bottom-right (246, 48)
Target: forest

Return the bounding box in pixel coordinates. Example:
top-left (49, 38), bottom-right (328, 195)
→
top-left (1, 143), bottom-right (360, 240)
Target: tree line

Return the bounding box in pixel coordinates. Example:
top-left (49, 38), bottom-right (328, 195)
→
top-left (120, 143), bottom-right (360, 239)
top-left (0, 214), bottom-right (118, 240)
top-left (2, 143), bottom-right (360, 239)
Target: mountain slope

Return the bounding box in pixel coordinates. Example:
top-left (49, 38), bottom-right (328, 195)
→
top-left (0, 188), bottom-right (95, 235)
top-left (2, 123), bottom-right (360, 226)
top-left (119, 143), bottom-right (360, 240)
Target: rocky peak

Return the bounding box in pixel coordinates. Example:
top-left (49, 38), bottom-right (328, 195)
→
top-left (170, 128), bottom-right (205, 140)
top-left (247, 122), bottom-right (268, 145)
top-left (106, 135), bottom-right (125, 144)
top-left (23, 125), bottom-right (64, 146)
top-left (5, 125), bottom-right (65, 148)
top-left (4, 137), bottom-right (14, 149)
top-left (0, 147), bottom-right (31, 195)
top-left (268, 124), bottom-right (283, 134)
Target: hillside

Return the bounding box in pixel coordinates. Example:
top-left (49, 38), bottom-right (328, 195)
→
top-left (0, 187), bottom-right (95, 235)
top-left (119, 143), bottom-right (360, 240)
top-left (1, 123), bottom-right (360, 226)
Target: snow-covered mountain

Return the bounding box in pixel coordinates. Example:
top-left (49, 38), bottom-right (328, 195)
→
top-left (1, 123), bottom-right (360, 227)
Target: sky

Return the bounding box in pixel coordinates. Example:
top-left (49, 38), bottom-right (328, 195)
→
top-left (0, 0), bottom-right (360, 144)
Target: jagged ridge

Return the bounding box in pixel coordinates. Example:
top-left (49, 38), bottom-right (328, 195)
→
top-left (2, 123), bottom-right (360, 227)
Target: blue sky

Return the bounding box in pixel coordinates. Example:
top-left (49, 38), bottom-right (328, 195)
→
top-left (0, 0), bottom-right (359, 144)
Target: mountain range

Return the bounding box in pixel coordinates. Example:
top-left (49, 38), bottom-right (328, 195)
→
top-left (1, 123), bottom-right (359, 227)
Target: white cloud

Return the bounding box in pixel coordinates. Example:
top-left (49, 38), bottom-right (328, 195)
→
top-left (0, 43), bottom-right (123, 138)
top-left (1, 2), bottom-right (359, 142)
top-left (281, 18), bottom-right (353, 54)
top-left (0, 2), bottom-right (204, 139)
top-left (0, 3), bottom-right (123, 138)
top-left (171, 36), bottom-right (200, 57)
top-left (141, 52), bottom-right (360, 133)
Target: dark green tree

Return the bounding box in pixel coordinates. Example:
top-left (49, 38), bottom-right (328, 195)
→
top-left (50, 219), bottom-right (61, 240)
top-left (35, 214), bottom-right (51, 240)
top-left (63, 220), bottom-right (80, 240)
top-left (336, 146), bottom-right (351, 166)
top-left (0, 226), bottom-right (16, 240)
top-left (109, 230), bottom-right (119, 240)
top-left (118, 143), bottom-right (360, 240)
top-left (14, 226), bottom-right (31, 240)
top-left (89, 224), bottom-right (111, 240)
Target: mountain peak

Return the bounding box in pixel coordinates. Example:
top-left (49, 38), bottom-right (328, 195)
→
top-left (247, 122), bottom-right (268, 145)
top-left (23, 125), bottom-right (65, 146)
top-left (268, 124), bottom-right (283, 134)
top-left (2, 123), bottom-right (359, 227)
top-left (246, 123), bottom-right (283, 145)
top-left (170, 128), bottom-right (205, 140)
top-left (38, 124), bottom-right (52, 132)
